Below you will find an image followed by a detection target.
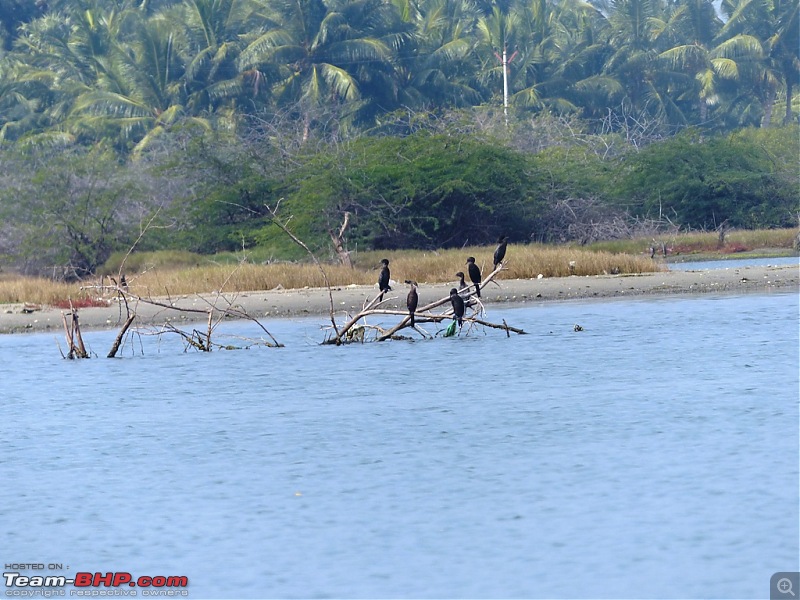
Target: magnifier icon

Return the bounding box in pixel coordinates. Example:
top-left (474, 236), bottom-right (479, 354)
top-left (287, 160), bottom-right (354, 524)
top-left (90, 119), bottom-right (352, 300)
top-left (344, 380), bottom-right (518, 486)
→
top-left (778, 578), bottom-right (796, 596)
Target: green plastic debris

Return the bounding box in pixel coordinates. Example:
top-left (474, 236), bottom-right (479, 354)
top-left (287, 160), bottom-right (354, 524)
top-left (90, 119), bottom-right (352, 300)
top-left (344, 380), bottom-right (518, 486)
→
top-left (443, 320), bottom-right (457, 337)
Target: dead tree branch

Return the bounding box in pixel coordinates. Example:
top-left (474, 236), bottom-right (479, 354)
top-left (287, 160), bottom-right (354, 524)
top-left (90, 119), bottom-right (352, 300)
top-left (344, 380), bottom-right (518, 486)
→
top-left (319, 264), bottom-right (523, 344)
top-left (266, 201), bottom-right (339, 338)
top-left (61, 307), bottom-right (89, 359)
top-left (329, 211), bottom-right (353, 268)
top-left (107, 313), bottom-right (136, 358)
top-left (82, 277), bottom-right (283, 354)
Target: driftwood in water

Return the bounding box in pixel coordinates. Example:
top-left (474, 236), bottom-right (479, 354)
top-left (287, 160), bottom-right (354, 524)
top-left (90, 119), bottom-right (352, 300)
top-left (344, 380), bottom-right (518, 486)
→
top-left (323, 263), bottom-right (526, 344)
top-left (258, 204), bottom-right (525, 345)
top-left (62, 205), bottom-right (284, 358)
top-left (79, 275), bottom-right (283, 357)
top-left (107, 313), bottom-right (136, 358)
top-left (120, 289), bottom-right (283, 352)
top-left (61, 309), bottom-right (89, 359)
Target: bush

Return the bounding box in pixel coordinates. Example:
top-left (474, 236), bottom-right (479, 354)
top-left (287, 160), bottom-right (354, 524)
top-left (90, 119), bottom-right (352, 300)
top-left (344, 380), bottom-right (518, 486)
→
top-left (616, 126), bottom-right (799, 230)
top-left (255, 132), bottom-right (543, 252)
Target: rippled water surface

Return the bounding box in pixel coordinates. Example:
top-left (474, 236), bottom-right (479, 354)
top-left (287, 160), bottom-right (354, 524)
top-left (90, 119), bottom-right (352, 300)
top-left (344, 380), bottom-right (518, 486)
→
top-left (2, 291), bottom-right (798, 599)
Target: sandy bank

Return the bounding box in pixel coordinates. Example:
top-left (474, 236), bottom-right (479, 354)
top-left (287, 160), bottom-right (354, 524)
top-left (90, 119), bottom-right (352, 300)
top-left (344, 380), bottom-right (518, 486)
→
top-left (1, 262), bottom-right (797, 335)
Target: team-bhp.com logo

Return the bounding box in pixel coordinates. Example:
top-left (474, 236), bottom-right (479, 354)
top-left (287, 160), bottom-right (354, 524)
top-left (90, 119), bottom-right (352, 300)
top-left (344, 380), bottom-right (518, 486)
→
top-left (4, 568), bottom-right (189, 597)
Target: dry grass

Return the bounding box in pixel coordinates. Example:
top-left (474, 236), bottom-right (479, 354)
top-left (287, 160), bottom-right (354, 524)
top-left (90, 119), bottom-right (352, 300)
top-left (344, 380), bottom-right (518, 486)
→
top-left (0, 243), bottom-right (661, 306)
top-left (352, 245), bottom-right (660, 283)
top-left (667, 229), bottom-right (797, 254)
top-left (0, 273), bottom-right (87, 306)
top-left (5, 229), bottom-right (794, 306)
top-left (589, 227), bottom-right (798, 255)
top-left (720, 228), bottom-right (797, 248)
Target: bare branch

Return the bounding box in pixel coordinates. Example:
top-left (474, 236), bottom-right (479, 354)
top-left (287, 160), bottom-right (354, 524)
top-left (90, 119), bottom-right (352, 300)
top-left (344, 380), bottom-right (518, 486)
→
top-left (266, 202), bottom-right (339, 337)
top-left (107, 313), bottom-right (136, 358)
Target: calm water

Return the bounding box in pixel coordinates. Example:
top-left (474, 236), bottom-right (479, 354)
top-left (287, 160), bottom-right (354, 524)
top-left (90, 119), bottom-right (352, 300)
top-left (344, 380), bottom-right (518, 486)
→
top-left (1, 291), bottom-right (798, 599)
top-left (668, 255), bottom-right (799, 271)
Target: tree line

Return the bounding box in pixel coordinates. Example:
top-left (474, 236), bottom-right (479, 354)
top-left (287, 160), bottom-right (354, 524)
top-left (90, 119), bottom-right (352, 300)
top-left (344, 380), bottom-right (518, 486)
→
top-left (0, 0), bottom-right (797, 153)
top-left (0, 0), bottom-right (796, 278)
top-left (0, 113), bottom-right (796, 278)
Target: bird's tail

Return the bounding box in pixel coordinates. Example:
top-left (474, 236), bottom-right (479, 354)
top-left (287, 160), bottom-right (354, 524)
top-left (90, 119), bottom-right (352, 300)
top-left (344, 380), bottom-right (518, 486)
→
top-left (475, 284), bottom-right (481, 297)
top-left (410, 313), bottom-right (415, 327)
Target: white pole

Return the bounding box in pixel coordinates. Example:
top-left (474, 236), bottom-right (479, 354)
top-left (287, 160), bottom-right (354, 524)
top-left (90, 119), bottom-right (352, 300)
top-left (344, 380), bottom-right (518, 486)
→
top-left (502, 44), bottom-right (508, 126)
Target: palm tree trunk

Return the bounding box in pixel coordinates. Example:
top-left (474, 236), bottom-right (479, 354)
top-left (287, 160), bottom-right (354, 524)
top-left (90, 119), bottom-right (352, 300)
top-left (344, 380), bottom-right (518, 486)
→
top-left (785, 79), bottom-right (795, 125)
top-left (762, 86), bottom-right (775, 127)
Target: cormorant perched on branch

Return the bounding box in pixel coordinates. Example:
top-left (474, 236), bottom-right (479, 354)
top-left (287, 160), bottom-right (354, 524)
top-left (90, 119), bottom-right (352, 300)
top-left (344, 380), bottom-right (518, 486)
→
top-left (449, 288), bottom-right (465, 327)
top-left (405, 280), bottom-right (418, 326)
top-left (455, 271), bottom-right (469, 294)
top-left (493, 235), bottom-right (508, 269)
top-left (378, 258), bottom-right (391, 301)
top-left (466, 257), bottom-right (481, 297)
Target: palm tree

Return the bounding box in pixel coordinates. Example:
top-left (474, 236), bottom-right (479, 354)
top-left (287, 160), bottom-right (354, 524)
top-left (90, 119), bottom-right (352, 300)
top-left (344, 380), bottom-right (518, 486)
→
top-left (654, 0), bottom-right (764, 125)
top-left (505, 0), bottom-right (603, 116)
top-left (759, 0), bottom-right (799, 124)
top-left (542, 0), bottom-right (616, 119)
top-left (600, 0), bottom-right (684, 123)
top-left (53, 3), bottom-right (223, 154)
top-left (476, 5), bottom-right (523, 114)
top-left (169, 0), bottom-right (269, 113)
top-left (0, 59), bottom-right (54, 143)
top-left (397, 0), bottom-right (483, 110)
top-left (718, 0), bottom-right (799, 126)
top-left (2, 10), bottom-right (99, 144)
top-left (238, 0), bottom-right (401, 138)
top-left (0, 0), bottom-right (48, 51)
top-left (63, 11), bottom-right (188, 151)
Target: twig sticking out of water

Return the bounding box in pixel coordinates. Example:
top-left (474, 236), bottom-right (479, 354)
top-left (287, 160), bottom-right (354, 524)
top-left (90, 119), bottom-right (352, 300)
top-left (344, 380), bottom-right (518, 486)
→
top-left (61, 304), bottom-right (89, 359)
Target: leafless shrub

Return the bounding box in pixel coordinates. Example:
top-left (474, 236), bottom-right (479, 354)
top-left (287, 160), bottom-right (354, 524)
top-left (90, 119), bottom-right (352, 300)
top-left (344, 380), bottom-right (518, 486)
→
top-left (537, 195), bottom-right (679, 245)
top-left (597, 102), bottom-right (676, 151)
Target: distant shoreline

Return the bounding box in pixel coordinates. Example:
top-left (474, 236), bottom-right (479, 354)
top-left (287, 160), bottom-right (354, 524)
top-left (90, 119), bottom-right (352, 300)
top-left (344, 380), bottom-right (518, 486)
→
top-left (1, 262), bottom-right (797, 335)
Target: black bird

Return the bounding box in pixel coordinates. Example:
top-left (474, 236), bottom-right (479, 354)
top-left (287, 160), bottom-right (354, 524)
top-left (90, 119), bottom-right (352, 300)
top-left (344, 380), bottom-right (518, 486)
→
top-left (405, 280), bottom-right (418, 326)
top-left (378, 258), bottom-right (391, 300)
top-left (455, 271), bottom-right (469, 293)
top-left (466, 257), bottom-right (481, 297)
top-left (449, 288), bottom-right (465, 327)
top-left (455, 271), bottom-right (472, 301)
top-left (493, 235), bottom-right (508, 269)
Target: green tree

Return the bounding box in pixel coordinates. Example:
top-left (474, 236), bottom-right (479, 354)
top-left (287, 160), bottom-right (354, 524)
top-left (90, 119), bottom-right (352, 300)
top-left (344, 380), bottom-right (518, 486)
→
top-left (237, 0), bottom-right (402, 136)
top-left (393, 0), bottom-right (483, 111)
top-left (169, 0), bottom-right (269, 114)
top-left (600, 0), bottom-right (688, 123)
top-left (0, 0), bottom-right (48, 51)
top-left (717, 0), bottom-right (799, 126)
top-left (617, 126), bottom-right (799, 229)
top-left (264, 133), bottom-right (541, 251)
